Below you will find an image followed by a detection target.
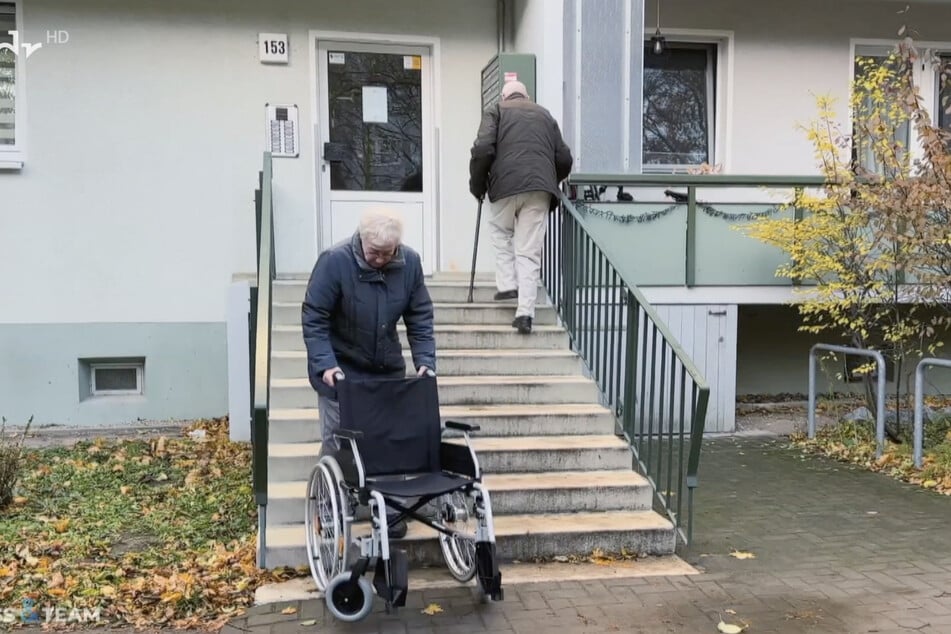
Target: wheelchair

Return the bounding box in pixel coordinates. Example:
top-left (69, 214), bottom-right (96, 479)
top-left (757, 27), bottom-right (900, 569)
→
top-left (304, 372), bottom-right (504, 622)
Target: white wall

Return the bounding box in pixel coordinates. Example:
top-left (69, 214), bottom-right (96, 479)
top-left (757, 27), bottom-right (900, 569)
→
top-left (511, 0), bottom-right (564, 125)
top-left (2, 0), bottom-right (498, 324)
top-left (648, 0), bottom-right (951, 175)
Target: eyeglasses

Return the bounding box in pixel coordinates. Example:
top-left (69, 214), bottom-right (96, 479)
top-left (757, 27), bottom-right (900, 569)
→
top-left (365, 245), bottom-right (398, 260)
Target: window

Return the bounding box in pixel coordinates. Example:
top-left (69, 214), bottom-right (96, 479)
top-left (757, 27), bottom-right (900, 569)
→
top-left (90, 363), bottom-right (144, 396)
top-left (642, 42), bottom-right (717, 171)
top-left (852, 41), bottom-right (951, 172)
top-left (0, 3), bottom-right (15, 150)
top-left (852, 48), bottom-right (911, 176)
top-left (934, 54), bottom-right (951, 136)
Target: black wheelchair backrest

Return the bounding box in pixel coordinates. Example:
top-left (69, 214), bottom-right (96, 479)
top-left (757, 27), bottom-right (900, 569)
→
top-left (337, 375), bottom-right (442, 477)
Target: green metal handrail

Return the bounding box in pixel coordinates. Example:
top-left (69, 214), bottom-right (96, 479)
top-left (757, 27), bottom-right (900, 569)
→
top-left (251, 152), bottom-right (275, 567)
top-left (570, 173), bottom-right (827, 187)
top-left (544, 192), bottom-right (711, 543)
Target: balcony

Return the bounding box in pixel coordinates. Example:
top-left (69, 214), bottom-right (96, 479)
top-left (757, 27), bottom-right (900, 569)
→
top-left (568, 174), bottom-right (826, 290)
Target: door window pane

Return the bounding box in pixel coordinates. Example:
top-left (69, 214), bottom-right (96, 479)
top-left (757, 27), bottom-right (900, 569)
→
top-left (643, 44), bottom-right (715, 167)
top-left (327, 51), bottom-right (423, 192)
top-left (0, 3), bottom-right (16, 146)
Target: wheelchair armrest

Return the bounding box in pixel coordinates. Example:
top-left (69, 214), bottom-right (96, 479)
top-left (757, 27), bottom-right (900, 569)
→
top-left (444, 420), bottom-right (480, 433)
top-left (333, 428), bottom-right (364, 441)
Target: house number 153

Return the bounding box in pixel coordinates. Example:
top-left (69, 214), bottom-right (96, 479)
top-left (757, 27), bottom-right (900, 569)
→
top-left (259, 33), bottom-right (289, 64)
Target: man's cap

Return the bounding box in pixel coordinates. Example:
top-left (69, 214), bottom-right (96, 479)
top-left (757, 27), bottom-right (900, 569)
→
top-left (501, 80), bottom-right (529, 100)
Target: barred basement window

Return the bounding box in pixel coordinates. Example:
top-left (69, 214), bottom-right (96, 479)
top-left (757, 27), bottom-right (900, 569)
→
top-left (90, 363), bottom-right (143, 396)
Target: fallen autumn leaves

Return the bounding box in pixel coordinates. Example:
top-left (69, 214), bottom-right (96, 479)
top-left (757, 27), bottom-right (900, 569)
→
top-left (0, 419), bottom-right (303, 630)
top-left (791, 419), bottom-right (951, 495)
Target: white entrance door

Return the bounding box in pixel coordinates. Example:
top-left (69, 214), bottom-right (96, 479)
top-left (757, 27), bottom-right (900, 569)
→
top-left (316, 38), bottom-right (435, 273)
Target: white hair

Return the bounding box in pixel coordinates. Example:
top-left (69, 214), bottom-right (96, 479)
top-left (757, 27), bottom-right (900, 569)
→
top-left (358, 207), bottom-right (404, 247)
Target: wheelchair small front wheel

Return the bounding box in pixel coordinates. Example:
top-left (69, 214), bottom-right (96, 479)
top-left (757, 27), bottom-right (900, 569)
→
top-left (325, 573), bottom-right (374, 622)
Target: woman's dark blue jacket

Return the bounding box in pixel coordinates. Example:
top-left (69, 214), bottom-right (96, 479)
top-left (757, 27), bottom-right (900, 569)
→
top-left (301, 232), bottom-right (436, 399)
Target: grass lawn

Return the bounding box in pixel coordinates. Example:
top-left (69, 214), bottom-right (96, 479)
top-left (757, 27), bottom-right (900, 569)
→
top-left (0, 419), bottom-right (303, 630)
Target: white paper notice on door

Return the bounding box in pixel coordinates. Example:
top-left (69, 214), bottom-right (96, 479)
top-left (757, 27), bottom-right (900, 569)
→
top-left (362, 86), bottom-right (388, 123)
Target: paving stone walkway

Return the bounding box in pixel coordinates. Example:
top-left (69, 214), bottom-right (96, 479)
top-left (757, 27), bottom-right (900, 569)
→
top-left (226, 434), bottom-right (951, 634)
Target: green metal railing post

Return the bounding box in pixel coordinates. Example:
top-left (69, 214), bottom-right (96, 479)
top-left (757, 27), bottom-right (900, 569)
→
top-left (793, 187), bottom-right (804, 287)
top-left (622, 291), bottom-right (638, 437)
top-left (686, 186), bottom-right (697, 288)
top-left (685, 384), bottom-right (710, 543)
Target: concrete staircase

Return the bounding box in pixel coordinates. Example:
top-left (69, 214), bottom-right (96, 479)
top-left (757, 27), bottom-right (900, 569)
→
top-left (262, 274), bottom-right (677, 568)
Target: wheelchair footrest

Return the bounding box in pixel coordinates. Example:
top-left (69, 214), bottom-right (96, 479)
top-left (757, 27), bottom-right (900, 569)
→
top-left (373, 549), bottom-right (409, 608)
top-left (476, 542), bottom-right (504, 601)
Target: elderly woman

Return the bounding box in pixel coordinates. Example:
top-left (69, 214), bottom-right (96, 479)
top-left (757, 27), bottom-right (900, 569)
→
top-left (302, 208), bottom-right (436, 461)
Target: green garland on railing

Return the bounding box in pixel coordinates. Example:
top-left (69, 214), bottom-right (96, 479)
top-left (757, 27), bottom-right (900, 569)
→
top-left (574, 200), bottom-right (785, 223)
top-left (574, 202), bottom-right (680, 224)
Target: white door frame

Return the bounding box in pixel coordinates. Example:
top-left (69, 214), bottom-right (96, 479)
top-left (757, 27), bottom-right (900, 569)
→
top-left (308, 30), bottom-right (441, 273)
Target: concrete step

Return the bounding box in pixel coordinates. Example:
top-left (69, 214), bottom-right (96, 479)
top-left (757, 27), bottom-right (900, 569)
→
top-left (272, 324), bottom-right (570, 351)
top-left (272, 280), bottom-right (546, 305)
top-left (267, 434), bottom-right (631, 481)
top-left (269, 349), bottom-right (584, 380)
top-left (254, 555), bottom-right (699, 603)
top-left (273, 302), bottom-right (558, 327)
top-left (269, 403), bottom-right (616, 443)
top-left (266, 470), bottom-right (652, 525)
top-left (269, 375), bottom-right (601, 409)
top-left (263, 510), bottom-right (676, 569)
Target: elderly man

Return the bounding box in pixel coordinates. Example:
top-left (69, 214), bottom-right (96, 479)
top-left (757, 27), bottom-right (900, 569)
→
top-left (302, 207), bottom-right (436, 455)
top-left (469, 80), bottom-right (573, 334)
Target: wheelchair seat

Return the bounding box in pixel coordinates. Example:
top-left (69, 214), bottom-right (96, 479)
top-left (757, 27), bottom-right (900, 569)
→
top-left (365, 472), bottom-right (471, 497)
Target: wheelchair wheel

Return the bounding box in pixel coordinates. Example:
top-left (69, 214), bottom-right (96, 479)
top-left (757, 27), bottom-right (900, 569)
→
top-left (325, 572), bottom-right (374, 622)
top-left (320, 456), bottom-right (352, 568)
top-left (437, 490), bottom-right (478, 582)
top-left (304, 463), bottom-right (342, 592)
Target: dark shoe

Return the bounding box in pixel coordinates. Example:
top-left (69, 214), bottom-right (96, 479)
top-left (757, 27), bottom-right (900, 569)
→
top-left (493, 289), bottom-right (518, 301)
top-left (512, 315), bottom-right (532, 334)
top-left (389, 519), bottom-right (407, 539)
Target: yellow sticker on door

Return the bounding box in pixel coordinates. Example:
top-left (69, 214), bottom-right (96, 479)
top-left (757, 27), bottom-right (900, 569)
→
top-left (403, 55), bottom-right (421, 70)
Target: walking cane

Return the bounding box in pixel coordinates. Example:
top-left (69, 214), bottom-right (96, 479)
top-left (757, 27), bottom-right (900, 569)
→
top-left (467, 198), bottom-right (483, 304)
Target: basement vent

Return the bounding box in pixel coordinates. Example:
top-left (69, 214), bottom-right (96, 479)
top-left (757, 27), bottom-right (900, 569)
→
top-left (90, 362), bottom-right (143, 396)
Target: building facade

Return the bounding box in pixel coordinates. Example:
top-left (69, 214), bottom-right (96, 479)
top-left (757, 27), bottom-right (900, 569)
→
top-left (3, 0), bottom-right (950, 430)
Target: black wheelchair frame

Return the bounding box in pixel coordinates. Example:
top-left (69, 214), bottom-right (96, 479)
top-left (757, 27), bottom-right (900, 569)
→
top-left (304, 374), bottom-right (504, 622)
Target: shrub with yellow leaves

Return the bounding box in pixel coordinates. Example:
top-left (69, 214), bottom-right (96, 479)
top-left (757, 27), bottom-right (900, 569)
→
top-left (743, 36), bottom-right (951, 440)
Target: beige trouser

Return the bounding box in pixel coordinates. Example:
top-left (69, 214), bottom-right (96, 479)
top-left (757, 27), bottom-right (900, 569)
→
top-left (488, 191), bottom-right (550, 319)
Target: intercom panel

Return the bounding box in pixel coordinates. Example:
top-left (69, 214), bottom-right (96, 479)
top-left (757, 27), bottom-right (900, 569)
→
top-left (265, 103), bottom-right (299, 158)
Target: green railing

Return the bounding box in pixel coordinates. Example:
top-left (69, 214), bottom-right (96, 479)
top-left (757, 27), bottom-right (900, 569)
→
top-left (568, 174), bottom-right (827, 287)
top-left (544, 191), bottom-right (711, 543)
top-left (251, 152), bottom-right (275, 567)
